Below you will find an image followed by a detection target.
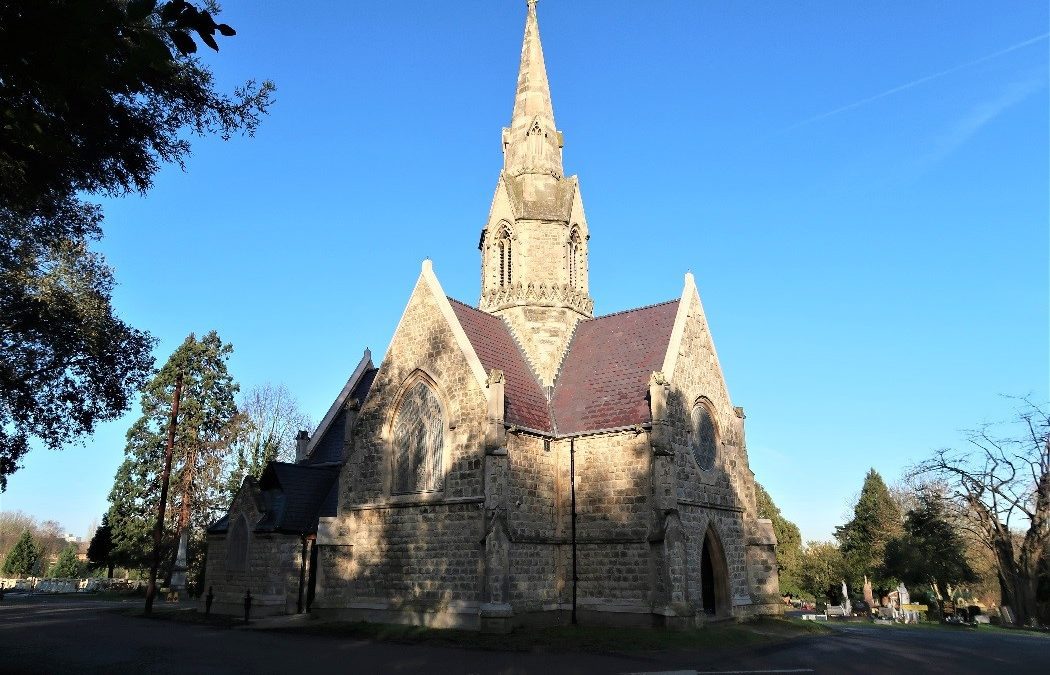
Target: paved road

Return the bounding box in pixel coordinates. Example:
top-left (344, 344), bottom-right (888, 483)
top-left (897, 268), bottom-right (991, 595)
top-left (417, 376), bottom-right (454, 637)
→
top-left (0, 596), bottom-right (1047, 674)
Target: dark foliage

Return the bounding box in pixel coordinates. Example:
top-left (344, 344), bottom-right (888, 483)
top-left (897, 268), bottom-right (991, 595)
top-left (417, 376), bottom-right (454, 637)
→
top-left (884, 494), bottom-right (978, 605)
top-left (0, 1), bottom-right (274, 487)
top-left (87, 514), bottom-right (117, 577)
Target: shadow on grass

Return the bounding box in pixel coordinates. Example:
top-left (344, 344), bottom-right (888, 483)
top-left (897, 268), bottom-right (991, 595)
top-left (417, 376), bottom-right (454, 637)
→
top-left (259, 616), bottom-right (832, 653)
top-left (112, 606), bottom-right (244, 629)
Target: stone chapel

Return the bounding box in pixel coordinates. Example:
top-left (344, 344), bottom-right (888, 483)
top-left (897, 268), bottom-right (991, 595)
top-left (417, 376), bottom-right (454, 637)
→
top-left (203, 0), bottom-right (779, 630)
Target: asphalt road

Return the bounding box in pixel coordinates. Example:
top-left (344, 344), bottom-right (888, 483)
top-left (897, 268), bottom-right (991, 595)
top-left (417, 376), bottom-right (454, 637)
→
top-left (0, 596), bottom-right (1047, 674)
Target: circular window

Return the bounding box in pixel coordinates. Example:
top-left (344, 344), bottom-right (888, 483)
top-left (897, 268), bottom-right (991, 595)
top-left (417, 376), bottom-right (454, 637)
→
top-left (690, 403), bottom-right (718, 471)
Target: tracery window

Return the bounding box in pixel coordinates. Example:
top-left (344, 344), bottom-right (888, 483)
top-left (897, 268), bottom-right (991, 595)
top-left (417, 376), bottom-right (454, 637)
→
top-left (226, 515), bottom-right (249, 571)
top-left (391, 381), bottom-right (444, 494)
top-left (567, 227), bottom-right (582, 289)
top-left (690, 401), bottom-right (718, 472)
top-left (497, 225), bottom-right (513, 288)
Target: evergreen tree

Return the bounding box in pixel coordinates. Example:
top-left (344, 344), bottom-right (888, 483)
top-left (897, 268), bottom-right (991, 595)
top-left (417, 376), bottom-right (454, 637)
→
top-left (835, 468), bottom-right (903, 588)
top-left (87, 514), bottom-right (116, 578)
top-left (2, 530), bottom-right (39, 577)
top-left (754, 482), bottom-right (803, 596)
top-left (48, 544), bottom-right (83, 578)
top-left (105, 331), bottom-right (244, 587)
top-left (884, 494), bottom-right (978, 610)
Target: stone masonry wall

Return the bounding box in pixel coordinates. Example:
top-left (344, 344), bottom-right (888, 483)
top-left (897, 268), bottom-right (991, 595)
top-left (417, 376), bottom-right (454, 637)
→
top-left (666, 289), bottom-right (774, 612)
top-left (679, 506), bottom-right (750, 610)
top-left (506, 433), bottom-right (559, 610)
top-left (202, 532), bottom-right (303, 616)
top-left (316, 279), bottom-right (488, 616)
top-left (566, 432), bottom-right (652, 609)
top-left (499, 304), bottom-right (581, 389)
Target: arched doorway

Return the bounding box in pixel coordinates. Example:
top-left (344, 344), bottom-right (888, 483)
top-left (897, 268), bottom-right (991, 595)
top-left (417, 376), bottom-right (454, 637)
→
top-left (700, 525), bottom-right (731, 618)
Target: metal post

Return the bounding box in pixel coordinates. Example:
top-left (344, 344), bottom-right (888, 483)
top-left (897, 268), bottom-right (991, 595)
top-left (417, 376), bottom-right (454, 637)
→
top-left (570, 436), bottom-right (577, 626)
top-left (145, 372), bottom-right (183, 615)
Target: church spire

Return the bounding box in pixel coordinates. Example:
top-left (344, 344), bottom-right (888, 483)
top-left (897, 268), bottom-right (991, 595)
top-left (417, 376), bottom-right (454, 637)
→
top-left (503, 0), bottom-right (563, 178)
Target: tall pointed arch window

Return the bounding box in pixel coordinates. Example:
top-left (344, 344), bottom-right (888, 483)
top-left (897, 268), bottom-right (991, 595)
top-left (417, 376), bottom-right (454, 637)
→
top-left (391, 380), bottom-right (445, 494)
top-left (690, 399), bottom-right (718, 472)
top-left (497, 224), bottom-right (513, 288)
top-left (226, 515), bottom-right (249, 572)
top-left (567, 227), bottom-right (582, 289)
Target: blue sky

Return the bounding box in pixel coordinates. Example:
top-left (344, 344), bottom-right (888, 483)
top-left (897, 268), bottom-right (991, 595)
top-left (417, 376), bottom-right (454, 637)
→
top-left (2, 1), bottom-right (1047, 543)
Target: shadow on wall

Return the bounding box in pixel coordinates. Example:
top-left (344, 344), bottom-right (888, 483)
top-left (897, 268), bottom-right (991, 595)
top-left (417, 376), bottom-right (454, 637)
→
top-left (323, 320), bottom-right (775, 626)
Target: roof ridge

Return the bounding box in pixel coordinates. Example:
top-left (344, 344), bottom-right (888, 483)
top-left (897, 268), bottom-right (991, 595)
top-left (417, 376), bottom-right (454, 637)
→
top-left (592, 298), bottom-right (678, 320)
top-left (447, 296), bottom-right (482, 312)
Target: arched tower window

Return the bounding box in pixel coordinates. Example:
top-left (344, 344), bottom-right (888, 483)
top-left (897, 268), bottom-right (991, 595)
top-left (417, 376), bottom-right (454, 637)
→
top-left (690, 400), bottom-right (718, 471)
top-left (497, 224), bottom-right (513, 288)
top-left (226, 515), bottom-right (249, 572)
top-left (391, 380), bottom-right (444, 494)
top-left (567, 227), bottom-right (582, 289)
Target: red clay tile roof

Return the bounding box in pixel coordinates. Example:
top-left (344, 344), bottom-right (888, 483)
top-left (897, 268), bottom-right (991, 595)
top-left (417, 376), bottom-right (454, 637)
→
top-left (449, 298), bottom-right (553, 433)
top-left (551, 300), bottom-right (679, 435)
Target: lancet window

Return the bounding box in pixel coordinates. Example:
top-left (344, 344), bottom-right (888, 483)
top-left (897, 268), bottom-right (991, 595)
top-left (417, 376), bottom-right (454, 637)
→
top-left (226, 515), bottom-right (249, 571)
top-left (391, 381), bottom-right (444, 494)
top-left (497, 225), bottom-right (513, 288)
top-left (568, 227), bottom-right (582, 289)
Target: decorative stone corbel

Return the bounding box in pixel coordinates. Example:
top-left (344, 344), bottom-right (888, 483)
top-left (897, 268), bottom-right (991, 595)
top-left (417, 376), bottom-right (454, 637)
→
top-left (341, 398), bottom-right (361, 463)
top-left (485, 369), bottom-right (507, 455)
top-left (649, 371), bottom-right (673, 456)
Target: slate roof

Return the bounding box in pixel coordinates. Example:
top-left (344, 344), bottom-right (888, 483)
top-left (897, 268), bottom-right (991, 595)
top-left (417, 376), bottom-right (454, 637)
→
top-left (260, 463), bottom-right (339, 533)
top-left (209, 463), bottom-right (338, 535)
top-left (304, 367), bottom-right (378, 466)
top-left (551, 300), bottom-right (679, 435)
top-left (449, 298), bottom-right (553, 433)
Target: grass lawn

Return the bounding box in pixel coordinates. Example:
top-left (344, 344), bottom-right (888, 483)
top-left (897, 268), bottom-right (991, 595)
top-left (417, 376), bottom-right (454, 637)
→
top-left (257, 615), bottom-right (832, 653)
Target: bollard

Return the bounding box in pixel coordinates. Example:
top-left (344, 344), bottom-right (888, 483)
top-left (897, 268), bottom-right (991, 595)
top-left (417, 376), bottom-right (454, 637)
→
top-left (205, 586), bottom-right (214, 616)
top-left (243, 589), bottom-right (252, 624)
top-left (0, 582), bottom-right (5, 603)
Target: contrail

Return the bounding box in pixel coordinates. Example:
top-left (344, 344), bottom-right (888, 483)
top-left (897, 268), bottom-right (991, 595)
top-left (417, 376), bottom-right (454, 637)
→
top-left (785, 32), bottom-right (1049, 131)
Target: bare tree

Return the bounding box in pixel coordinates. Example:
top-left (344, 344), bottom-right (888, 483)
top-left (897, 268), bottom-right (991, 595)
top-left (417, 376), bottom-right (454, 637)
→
top-left (911, 398), bottom-right (1049, 626)
top-left (225, 383), bottom-right (311, 496)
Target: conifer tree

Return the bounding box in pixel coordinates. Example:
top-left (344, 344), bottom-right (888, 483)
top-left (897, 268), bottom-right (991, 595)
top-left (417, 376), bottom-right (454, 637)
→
top-left (87, 514), bottom-right (117, 578)
top-left (48, 544), bottom-right (83, 578)
top-left (106, 331), bottom-right (244, 585)
top-left (884, 493), bottom-right (977, 611)
top-left (835, 468), bottom-right (903, 589)
top-left (2, 530), bottom-right (40, 577)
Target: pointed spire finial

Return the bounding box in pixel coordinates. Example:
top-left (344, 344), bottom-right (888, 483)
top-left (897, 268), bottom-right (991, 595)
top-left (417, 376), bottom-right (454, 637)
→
top-left (503, 0), bottom-right (563, 178)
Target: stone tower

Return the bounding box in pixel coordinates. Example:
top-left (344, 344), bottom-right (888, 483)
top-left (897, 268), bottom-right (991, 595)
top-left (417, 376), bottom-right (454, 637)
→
top-left (479, 0), bottom-right (593, 388)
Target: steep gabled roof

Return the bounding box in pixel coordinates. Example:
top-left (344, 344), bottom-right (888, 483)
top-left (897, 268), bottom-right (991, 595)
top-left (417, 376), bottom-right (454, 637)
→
top-left (449, 298), bottom-right (553, 433)
top-left (551, 300), bottom-right (679, 435)
top-left (209, 463), bottom-right (338, 535)
top-left (258, 463), bottom-right (339, 534)
top-left (303, 350), bottom-right (375, 464)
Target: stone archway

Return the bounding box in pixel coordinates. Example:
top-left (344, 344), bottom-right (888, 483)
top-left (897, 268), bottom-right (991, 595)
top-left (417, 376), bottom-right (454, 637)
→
top-left (700, 525), bottom-right (731, 618)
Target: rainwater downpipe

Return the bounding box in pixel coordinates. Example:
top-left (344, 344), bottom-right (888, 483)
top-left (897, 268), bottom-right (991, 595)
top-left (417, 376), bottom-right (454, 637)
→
top-left (570, 435), bottom-right (578, 626)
